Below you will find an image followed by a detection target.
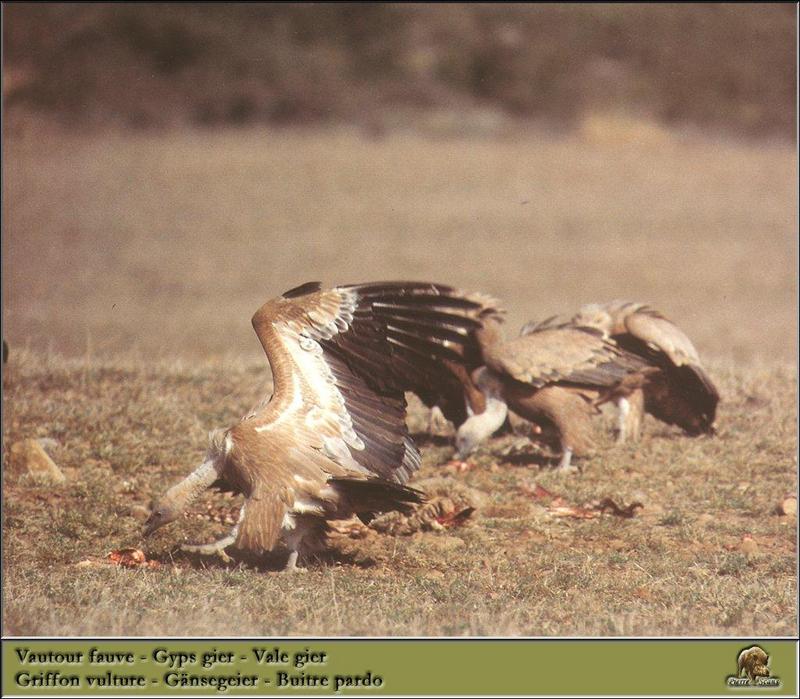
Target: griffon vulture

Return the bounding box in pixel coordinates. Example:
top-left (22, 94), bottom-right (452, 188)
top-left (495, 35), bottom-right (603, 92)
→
top-left (422, 293), bottom-right (506, 434)
top-left (455, 316), bottom-right (654, 472)
top-left (144, 281), bottom-right (497, 570)
top-left (570, 301), bottom-right (719, 440)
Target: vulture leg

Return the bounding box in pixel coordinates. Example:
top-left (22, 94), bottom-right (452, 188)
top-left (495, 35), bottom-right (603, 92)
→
top-left (279, 513), bottom-right (328, 572)
top-left (507, 386), bottom-right (595, 475)
top-left (629, 389), bottom-right (645, 438)
top-left (283, 550), bottom-right (305, 573)
top-left (181, 537), bottom-right (235, 564)
top-left (617, 390), bottom-right (644, 443)
top-left (180, 506), bottom-right (244, 563)
top-left (556, 447), bottom-right (577, 474)
top-left (617, 397), bottom-right (629, 442)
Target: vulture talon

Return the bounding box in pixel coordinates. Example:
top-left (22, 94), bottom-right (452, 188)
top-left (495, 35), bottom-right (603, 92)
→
top-left (180, 539), bottom-right (235, 563)
top-left (217, 550), bottom-right (233, 564)
top-left (283, 551), bottom-right (307, 573)
top-left (555, 463), bottom-right (580, 475)
top-left (554, 448), bottom-right (579, 475)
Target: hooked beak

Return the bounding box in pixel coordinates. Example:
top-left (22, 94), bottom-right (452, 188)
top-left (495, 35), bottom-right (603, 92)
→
top-left (456, 441), bottom-right (474, 460)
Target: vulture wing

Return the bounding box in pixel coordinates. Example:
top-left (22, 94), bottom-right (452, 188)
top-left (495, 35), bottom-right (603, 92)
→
top-left (616, 307), bottom-right (719, 434)
top-left (518, 315), bottom-right (567, 337)
top-left (622, 307), bottom-right (701, 366)
top-left (231, 281), bottom-right (495, 550)
top-left (484, 324), bottom-right (646, 390)
top-left (393, 289), bottom-right (505, 424)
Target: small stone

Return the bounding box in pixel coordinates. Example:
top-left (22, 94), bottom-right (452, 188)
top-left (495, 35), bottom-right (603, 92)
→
top-left (779, 496), bottom-right (797, 517)
top-left (10, 439), bottom-right (66, 484)
top-left (118, 479), bottom-right (137, 494)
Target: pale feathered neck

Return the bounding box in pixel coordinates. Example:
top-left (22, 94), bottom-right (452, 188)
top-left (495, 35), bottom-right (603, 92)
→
top-left (164, 458), bottom-right (221, 513)
top-left (456, 394), bottom-right (508, 457)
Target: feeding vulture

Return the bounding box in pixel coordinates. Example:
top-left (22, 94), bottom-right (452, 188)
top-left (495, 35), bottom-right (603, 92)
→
top-left (454, 315), bottom-right (655, 472)
top-left (143, 281), bottom-right (497, 570)
top-left (569, 301), bottom-right (719, 440)
top-left (421, 292), bottom-right (506, 434)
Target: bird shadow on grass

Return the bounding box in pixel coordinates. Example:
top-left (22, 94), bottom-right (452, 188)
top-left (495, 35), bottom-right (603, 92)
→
top-left (644, 428), bottom-right (708, 443)
top-left (487, 437), bottom-right (558, 468)
top-left (165, 546), bottom-right (378, 573)
top-left (500, 451), bottom-right (561, 469)
top-left (409, 433), bottom-right (454, 448)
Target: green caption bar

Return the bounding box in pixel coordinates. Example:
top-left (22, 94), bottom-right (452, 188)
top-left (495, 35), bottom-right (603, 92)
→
top-left (2, 640), bottom-right (796, 696)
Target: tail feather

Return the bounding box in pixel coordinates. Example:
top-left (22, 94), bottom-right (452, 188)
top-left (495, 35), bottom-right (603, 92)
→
top-left (329, 477), bottom-right (425, 522)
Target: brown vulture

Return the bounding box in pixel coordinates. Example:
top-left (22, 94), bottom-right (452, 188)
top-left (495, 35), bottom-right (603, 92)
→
top-left (454, 315), bottom-right (654, 472)
top-left (570, 301), bottom-right (719, 440)
top-left (144, 281), bottom-right (497, 570)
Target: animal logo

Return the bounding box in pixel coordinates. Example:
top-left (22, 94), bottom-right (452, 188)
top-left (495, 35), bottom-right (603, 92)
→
top-left (737, 646), bottom-right (770, 683)
top-left (727, 645), bottom-right (780, 688)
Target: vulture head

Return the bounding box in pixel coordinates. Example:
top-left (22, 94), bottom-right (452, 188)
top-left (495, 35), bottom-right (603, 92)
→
top-left (143, 429), bottom-right (231, 538)
top-left (454, 367), bottom-right (509, 459)
top-left (572, 303), bottom-right (614, 335)
top-left (455, 418), bottom-right (486, 459)
top-left (143, 499), bottom-right (181, 538)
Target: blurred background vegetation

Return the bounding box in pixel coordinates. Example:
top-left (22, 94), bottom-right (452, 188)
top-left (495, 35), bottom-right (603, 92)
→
top-left (3, 3), bottom-right (796, 138)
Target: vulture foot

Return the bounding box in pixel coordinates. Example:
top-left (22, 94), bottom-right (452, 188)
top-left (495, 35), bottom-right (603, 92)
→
top-left (181, 531), bottom-right (236, 563)
top-left (283, 550), bottom-right (307, 573)
top-left (555, 448), bottom-right (579, 475)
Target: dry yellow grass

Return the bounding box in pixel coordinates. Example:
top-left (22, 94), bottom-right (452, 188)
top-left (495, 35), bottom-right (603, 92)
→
top-left (2, 125), bottom-right (797, 636)
top-left (2, 352), bottom-right (796, 636)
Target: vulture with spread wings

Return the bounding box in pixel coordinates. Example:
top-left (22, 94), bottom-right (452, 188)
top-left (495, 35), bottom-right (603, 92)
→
top-left (454, 316), bottom-right (655, 472)
top-left (570, 301), bottom-right (719, 440)
top-left (143, 281), bottom-right (498, 570)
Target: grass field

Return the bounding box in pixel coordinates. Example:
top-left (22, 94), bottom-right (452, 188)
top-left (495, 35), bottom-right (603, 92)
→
top-left (2, 123), bottom-right (797, 636)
